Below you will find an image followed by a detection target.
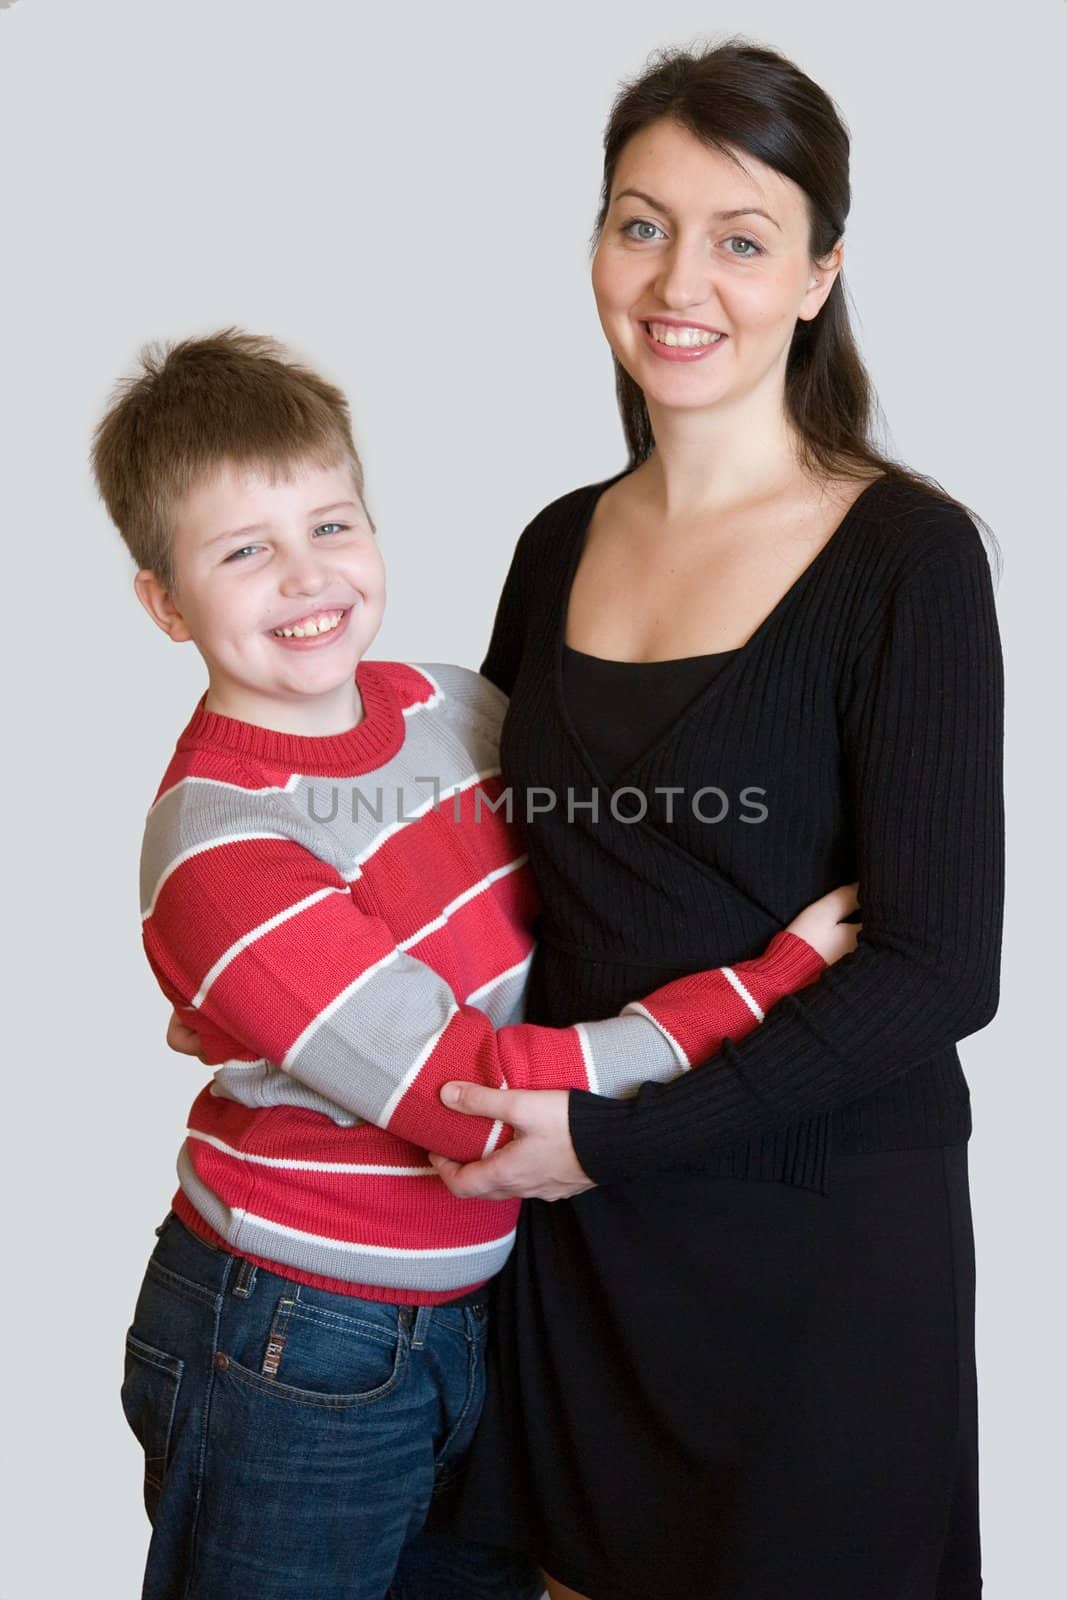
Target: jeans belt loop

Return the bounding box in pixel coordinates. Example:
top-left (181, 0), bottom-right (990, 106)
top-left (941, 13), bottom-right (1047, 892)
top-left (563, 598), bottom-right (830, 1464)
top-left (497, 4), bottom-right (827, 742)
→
top-left (231, 1258), bottom-right (258, 1299)
top-left (411, 1305), bottom-right (434, 1350)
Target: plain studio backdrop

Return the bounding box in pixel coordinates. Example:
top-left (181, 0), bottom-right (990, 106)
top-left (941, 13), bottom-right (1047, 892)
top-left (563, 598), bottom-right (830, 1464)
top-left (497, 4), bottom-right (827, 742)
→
top-left (0, 2), bottom-right (1062, 1595)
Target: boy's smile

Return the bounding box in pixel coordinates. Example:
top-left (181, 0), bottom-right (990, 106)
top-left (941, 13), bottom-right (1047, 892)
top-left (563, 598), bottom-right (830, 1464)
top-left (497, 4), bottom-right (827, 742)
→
top-left (134, 457), bottom-right (386, 736)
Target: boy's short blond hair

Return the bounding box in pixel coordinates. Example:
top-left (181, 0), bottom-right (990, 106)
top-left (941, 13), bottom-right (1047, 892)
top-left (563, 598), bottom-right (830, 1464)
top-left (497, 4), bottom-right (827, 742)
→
top-left (91, 327), bottom-right (368, 588)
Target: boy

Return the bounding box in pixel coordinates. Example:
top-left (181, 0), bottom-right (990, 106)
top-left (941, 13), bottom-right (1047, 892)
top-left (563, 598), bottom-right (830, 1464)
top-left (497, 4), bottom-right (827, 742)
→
top-left (94, 329), bottom-right (857, 1600)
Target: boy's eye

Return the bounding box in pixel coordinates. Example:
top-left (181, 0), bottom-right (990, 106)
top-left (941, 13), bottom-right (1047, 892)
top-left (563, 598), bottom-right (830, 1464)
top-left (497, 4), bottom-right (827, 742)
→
top-left (224, 545), bottom-right (261, 563)
top-left (314, 523), bottom-right (348, 537)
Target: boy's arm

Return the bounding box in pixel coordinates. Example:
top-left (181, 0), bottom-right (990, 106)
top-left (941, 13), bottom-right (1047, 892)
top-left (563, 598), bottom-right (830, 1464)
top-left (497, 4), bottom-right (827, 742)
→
top-left (145, 830), bottom-right (825, 1163)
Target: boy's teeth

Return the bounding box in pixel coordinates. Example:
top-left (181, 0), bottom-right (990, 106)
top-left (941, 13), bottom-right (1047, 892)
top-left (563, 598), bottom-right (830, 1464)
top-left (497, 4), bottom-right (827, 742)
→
top-left (272, 609), bottom-right (344, 639)
top-left (648, 323), bottom-right (723, 348)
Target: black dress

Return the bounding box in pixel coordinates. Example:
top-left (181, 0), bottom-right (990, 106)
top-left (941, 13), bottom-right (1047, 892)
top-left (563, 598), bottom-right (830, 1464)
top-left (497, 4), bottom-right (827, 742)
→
top-left (448, 473), bottom-right (1002, 1600)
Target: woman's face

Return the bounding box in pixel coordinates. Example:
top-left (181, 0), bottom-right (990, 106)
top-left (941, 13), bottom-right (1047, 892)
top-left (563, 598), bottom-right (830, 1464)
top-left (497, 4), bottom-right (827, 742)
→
top-left (591, 119), bottom-right (841, 418)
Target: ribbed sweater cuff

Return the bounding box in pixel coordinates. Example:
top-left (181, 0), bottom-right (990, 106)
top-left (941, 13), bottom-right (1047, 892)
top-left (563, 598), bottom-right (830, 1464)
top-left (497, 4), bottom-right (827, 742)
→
top-left (741, 930), bottom-right (827, 993)
top-left (570, 931), bottom-right (826, 1187)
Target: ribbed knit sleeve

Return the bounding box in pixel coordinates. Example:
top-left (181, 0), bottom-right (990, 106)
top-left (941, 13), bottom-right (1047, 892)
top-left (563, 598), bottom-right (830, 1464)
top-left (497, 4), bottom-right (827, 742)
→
top-left (568, 531), bottom-right (1005, 1184)
top-left (480, 516), bottom-right (538, 695)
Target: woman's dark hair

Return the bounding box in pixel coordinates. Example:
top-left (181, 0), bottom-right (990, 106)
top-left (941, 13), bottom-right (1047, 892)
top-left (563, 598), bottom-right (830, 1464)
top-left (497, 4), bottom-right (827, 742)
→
top-left (594, 39), bottom-right (1000, 575)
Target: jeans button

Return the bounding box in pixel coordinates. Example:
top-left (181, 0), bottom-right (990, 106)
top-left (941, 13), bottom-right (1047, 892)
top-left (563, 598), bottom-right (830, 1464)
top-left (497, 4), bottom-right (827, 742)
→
top-left (213, 1352), bottom-right (230, 1372)
top-left (398, 1306), bottom-right (414, 1328)
top-left (471, 1303), bottom-right (486, 1320)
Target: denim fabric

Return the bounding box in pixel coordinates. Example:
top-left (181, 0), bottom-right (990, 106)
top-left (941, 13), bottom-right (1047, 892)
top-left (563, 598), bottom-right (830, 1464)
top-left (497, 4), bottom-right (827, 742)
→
top-left (121, 1213), bottom-right (543, 1600)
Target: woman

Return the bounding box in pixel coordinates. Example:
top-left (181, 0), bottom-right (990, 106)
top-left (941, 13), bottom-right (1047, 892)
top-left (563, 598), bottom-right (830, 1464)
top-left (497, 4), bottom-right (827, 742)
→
top-left (428, 39), bottom-right (1004, 1600)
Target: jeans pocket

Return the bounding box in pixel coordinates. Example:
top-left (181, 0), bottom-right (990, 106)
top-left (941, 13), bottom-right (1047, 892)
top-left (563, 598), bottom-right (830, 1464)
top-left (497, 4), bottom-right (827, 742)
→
top-left (121, 1332), bottom-right (184, 1522)
top-left (219, 1295), bottom-right (408, 1408)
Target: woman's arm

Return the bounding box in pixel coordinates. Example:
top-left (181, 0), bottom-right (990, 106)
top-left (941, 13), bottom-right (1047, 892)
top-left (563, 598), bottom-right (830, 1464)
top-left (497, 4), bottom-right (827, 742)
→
top-left (432, 526), bottom-right (1003, 1194)
top-left (568, 531), bottom-right (1005, 1181)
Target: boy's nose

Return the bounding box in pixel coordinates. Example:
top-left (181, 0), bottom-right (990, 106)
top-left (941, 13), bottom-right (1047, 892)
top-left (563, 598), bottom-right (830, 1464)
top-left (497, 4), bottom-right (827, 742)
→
top-left (278, 561), bottom-right (328, 598)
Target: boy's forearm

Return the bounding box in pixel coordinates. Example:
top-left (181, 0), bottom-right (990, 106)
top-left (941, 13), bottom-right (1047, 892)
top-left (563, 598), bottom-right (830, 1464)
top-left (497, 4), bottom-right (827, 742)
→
top-left (145, 829), bottom-right (822, 1165)
top-left (616, 930), bottom-right (827, 1084)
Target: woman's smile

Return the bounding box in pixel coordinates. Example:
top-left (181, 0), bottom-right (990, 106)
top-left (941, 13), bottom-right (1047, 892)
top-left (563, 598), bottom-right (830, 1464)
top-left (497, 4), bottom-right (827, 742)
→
top-left (640, 319), bottom-right (729, 361)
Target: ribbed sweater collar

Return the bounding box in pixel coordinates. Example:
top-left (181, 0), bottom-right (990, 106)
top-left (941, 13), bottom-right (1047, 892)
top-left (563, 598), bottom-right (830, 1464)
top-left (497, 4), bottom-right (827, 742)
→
top-left (176, 660), bottom-right (405, 776)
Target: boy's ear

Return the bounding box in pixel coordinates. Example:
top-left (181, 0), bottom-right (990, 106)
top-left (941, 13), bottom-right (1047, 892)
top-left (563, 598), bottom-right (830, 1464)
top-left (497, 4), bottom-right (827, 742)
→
top-left (133, 569), bottom-right (194, 643)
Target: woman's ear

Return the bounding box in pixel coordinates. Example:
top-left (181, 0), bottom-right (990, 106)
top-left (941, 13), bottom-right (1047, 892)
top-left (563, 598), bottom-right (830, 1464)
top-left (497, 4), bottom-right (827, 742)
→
top-left (133, 569), bottom-right (194, 643)
top-left (799, 238), bottom-right (844, 322)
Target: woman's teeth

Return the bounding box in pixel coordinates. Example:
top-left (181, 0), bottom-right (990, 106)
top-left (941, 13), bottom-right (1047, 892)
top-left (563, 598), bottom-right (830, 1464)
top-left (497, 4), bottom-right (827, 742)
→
top-left (647, 323), bottom-right (724, 348)
top-left (271, 609), bottom-right (346, 639)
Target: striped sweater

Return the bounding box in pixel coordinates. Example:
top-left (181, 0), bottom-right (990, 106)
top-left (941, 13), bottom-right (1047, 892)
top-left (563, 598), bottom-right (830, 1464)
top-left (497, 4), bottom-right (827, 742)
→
top-left (140, 658), bottom-right (826, 1304)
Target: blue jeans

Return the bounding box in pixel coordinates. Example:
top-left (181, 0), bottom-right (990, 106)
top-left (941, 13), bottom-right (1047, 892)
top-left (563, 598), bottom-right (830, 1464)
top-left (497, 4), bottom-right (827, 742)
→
top-left (121, 1212), bottom-right (543, 1600)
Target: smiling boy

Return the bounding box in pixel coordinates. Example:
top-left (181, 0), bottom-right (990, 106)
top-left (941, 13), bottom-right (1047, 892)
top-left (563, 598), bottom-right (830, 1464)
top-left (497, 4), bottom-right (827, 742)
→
top-left (95, 328), bottom-right (854, 1600)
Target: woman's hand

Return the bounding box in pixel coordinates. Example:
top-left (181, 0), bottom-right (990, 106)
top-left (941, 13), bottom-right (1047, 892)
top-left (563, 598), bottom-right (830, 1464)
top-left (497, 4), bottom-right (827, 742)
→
top-left (428, 1085), bottom-right (596, 1202)
top-left (787, 882), bottom-right (862, 965)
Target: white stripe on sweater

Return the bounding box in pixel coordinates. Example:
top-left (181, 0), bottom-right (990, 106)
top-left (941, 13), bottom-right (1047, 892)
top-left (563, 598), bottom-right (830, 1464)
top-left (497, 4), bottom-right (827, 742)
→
top-left (191, 886), bottom-right (350, 1008)
top-left (146, 772), bottom-right (302, 817)
top-left (207, 856), bottom-right (528, 1060)
top-left (464, 950), bottom-right (534, 1008)
top-left (721, 966), bottom-right (765, 1022)
top-left (574, 1022), bottom-right (599, 1094)
top-left (479, 1072), bottom-right (509, 1159)
top-left (187, 1127), bottom-right (435, 1176)
top-left (396, 856), bottom-right (527, 951)
top-left (378, 1005), bottom-right (459, 1126)
top-left (187, 847), bottom-right (525, 1016)
top-left (142, 832), bottom-right (289, 921)
top-left (618, 1001), bottom-right (690, 1070)
top-left (346, 766), bottom-right (502, 879)
top-left (229, 1204), bottom-right (516, 1259)
top-left (280, 947), bottom-right (402, 1071)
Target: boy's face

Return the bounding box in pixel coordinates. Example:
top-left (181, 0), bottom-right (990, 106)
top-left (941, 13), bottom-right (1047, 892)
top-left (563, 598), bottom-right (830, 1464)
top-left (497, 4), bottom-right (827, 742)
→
top-left (135, 456), bottom-right (386, 733)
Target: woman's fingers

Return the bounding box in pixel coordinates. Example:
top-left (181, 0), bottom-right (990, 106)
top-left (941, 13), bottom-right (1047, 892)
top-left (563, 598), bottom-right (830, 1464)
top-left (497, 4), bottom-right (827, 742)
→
top-left (440, 1081), bottom-right (522, 1120)
top-left (428, 1147), bottom-right (521, 1200)
top-left (432, 1086), bottom-right (595, 1202)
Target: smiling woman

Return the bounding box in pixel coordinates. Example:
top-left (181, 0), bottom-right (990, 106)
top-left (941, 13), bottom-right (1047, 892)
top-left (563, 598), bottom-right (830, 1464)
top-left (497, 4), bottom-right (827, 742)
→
top-left (592, 118), bottom-right (836, 402)
top-left (433, 38), bottom-right (1004, 1600)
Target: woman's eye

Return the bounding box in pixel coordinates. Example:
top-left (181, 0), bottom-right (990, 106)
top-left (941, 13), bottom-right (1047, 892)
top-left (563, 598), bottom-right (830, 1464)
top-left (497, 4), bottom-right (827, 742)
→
top-left (623, 219), bottom-right (667, 242)
top-left (726, 236), bottom-right (763, 258)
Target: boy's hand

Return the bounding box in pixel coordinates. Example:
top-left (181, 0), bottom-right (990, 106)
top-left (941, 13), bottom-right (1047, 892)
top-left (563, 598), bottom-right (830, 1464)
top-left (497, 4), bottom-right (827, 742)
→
top-left (166, 1009), bottom-right (209, 1063)
top-left (787, 882), bottom-right (862, 966)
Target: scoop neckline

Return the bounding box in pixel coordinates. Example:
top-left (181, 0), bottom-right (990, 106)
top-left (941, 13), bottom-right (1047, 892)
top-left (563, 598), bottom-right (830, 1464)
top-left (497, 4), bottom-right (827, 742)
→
top-left (554, 469), bottom-right (889, 797)
top-left (562, 642), bottom-right (743, 668)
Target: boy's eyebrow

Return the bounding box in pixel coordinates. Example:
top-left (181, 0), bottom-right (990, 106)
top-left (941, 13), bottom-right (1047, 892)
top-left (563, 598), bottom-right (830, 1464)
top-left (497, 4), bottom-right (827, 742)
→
top-left (205, 501), bottom-right (363, 547)
top-left (613, 188), bottom-right (781, 230)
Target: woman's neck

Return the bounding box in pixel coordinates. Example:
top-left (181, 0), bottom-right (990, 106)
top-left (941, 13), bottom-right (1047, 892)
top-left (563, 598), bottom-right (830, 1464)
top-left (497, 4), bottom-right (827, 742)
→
top-left (638, 391), bottom-right (808, 519)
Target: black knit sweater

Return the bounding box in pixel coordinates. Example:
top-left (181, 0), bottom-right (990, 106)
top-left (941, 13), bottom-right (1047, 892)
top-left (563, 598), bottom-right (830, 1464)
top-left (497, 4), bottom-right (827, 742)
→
top-left (480, 471), bottom-right (1004, 1193)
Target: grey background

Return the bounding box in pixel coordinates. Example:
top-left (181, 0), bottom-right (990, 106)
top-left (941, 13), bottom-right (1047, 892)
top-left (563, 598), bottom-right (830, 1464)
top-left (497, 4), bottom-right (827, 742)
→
top-left (1, 1), bottom-right (1062, 1595)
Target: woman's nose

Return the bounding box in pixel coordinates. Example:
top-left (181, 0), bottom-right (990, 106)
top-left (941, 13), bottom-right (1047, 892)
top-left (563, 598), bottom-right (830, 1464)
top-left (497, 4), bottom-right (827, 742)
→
top-left (654, 241), bottom-right (713, 312)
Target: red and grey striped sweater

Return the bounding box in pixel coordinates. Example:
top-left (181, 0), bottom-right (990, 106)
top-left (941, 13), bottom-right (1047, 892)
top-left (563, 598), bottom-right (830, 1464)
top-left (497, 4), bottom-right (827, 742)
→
top-left (141, 659), bottom-right (826, 1304)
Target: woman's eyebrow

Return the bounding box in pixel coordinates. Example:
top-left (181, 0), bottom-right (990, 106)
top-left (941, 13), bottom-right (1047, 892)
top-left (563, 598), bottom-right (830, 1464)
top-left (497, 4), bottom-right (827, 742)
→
top-left (613, 187), bottom-right (781, 230)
